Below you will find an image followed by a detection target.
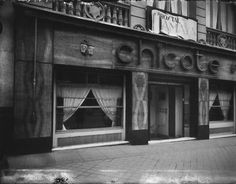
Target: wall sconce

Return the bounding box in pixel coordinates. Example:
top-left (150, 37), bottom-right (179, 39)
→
top-left (80, 40), bottom-right (94, 56)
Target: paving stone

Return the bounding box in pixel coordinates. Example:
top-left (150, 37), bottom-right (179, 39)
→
top-left (2, 137), bottom-right (236, 183)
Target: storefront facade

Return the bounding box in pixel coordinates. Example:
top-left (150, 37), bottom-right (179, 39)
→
top-left (1, 0), bottom-right (235, 153)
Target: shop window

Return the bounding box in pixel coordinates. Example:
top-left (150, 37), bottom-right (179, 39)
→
top-left (209, 84), bottom-right (234, 122)
top-left (56, 69), bottom-right (123, 131)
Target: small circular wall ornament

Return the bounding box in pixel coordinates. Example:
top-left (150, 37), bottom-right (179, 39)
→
top-left (209, 60), bottom-right (220, 74)
top-left (133, 24), bottom-right (146, 31)
top-left (180, 55), bottom-right (194, 70)
top-left (116, 45), bottom-right (134, 64)
top-left (217, 34), bottom-right (228, 48)
top-left (163, 53), bottom-right (179, 69)
top-left (135, 73), bottom-right (145, 88)
top-left (198, 39), bottom-right (206, 45)
top-left (84, 2), bottom-right (105, 21)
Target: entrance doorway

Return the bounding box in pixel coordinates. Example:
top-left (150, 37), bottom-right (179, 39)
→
top-left (149, 84), bottom-right (184, 139)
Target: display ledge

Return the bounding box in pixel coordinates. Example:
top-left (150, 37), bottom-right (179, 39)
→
top-left (55, 127), bottom-right (123, 138)
top-left (210, 133), bottom-right (236, 139)
top-left (14, 2), bottom-right (236, 57)
top-left (209, 121), bottom-right (234, 129)
top-left (52, 140), bottom-right (129, 151)
top-left (149, 137), bottom-right (196, 145)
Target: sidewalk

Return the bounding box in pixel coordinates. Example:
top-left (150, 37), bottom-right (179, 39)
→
top-left (1, 137), bottom-right (236, 183)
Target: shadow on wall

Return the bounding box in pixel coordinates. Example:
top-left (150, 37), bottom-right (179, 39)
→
top-left (0, 107), bottom-right (13, 172)
top-left (0, 0), bottom-right (15, 170)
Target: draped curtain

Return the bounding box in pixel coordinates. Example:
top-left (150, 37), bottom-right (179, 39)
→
top-left (92, 86), bottom-right (122, 127)
top-left (57, 85), bottom-right (90, 129)
top-left (152, 0), bottom-right (187, 16)
top-left (57, 84), bottom-right (122, 129)
top-left (218, 90), bottom-right (232, 120)
top-left (209, 90), bottom-right (217, 110)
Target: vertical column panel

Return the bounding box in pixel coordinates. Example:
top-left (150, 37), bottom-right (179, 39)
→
top-left (0, 1), bottom-right (14, 107)
top-left (175, 86), bottom-right (183, 137)
top-left (14, 62), bottom-right (53, 139)
top-left (169, 86), bottom-right (175, 137)
top-left (198, 78), bottom-right (209, 139)
top-left (199, 78), bottom-right (209, 126)
top-left (130, 72), bottom-right (148, 144)
top-left (0, 2), bottom-right (14, 153)
top-left (132, 72), bottom-right (148, 130)
top-left (234, 87), bottom-right (236, 134)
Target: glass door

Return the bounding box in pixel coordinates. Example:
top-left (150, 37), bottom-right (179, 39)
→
top-left (149, 84), bottom-right (184, 139)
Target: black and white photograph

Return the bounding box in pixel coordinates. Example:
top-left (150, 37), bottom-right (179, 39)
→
top-left (0, 0), bottom-right (236, 183)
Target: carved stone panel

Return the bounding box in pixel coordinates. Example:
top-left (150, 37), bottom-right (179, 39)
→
top-left (116, 44), bottom-right (135, 64)
top-left (163, 53), bottom-right (179, 69)
top-left (198, 78), bottom-right (209, 126)
top-left (140, 48), bottom-right (154, 68)
top-left (180, 55), bottom-right (194, 70)
top-left (196, 53), bottom-right (208, 72)
top-left (208, 60), bottom-right (220, 74)
top-left (14, 62), bottom-right (52, 138)
top-left (132, 72), bottom-right (148, 130)
top-left (84, 2), bottom-right (105, 21)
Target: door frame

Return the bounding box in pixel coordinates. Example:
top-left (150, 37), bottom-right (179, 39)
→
top-left (148, 82), bottom-right (185, 140)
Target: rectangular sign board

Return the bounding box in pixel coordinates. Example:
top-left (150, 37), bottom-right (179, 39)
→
top-left (152, 9), bottom-right (197, 41)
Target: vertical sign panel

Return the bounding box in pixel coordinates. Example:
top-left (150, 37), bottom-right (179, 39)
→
top-left (132, 72), bottom-right (148, 130)
top-left (199, 78), bottom-right (209, 126)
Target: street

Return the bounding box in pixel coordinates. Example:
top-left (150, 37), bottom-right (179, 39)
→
top-left (1, 137), bottom-right (236, 183)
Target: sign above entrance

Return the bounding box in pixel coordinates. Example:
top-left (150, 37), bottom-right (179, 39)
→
top-left (151, 9), bottom-right (197, 41)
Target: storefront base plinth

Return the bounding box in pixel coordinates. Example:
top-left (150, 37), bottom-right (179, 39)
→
top-left (0, 107), bottom-right (13, 155)
top-left (197, 125), bottom-right (209, 139)
top-left (10, 137), bottom-right (52, 155)
top-left (130, 130), bottom-right (148, 145)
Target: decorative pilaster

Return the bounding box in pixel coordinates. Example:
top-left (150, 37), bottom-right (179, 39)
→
top-left (130, 72), bottom-right (148, 144)
top-left (198, 78), bottom-right (209, 139)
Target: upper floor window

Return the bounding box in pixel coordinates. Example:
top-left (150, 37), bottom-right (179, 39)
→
top-left (206, 0), bottom-right (236, 34)
top-left (147, 0), bottom-right (189, 17)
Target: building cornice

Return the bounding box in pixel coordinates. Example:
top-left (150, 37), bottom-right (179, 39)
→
top-left (14, 2), bottom-right (236, 58)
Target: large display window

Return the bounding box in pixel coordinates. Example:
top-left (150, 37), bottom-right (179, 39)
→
top-left (209, 84), bottom-right (233, 122)
top-left (209, 81), bottom-right (235, 135)
top-left (55, 67), bottom-right (124, 132)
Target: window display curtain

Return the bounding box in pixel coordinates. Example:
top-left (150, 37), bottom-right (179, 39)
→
top-left (218, 90), bottom-right (232, 120)
top-left (57, 85), bottom-right (90, 126)
top-left (152, 0), bottom-right (187, 16)
top-left (209, 90), bottom-right (217, 110)
top-left (92, 86), bottom-right (122, 127)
